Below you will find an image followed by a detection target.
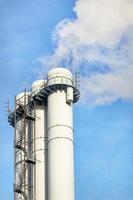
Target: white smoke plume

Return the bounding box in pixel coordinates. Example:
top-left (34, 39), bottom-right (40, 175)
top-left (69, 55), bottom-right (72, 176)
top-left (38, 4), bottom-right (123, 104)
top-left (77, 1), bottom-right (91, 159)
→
top-left (38, 0), bottom-right (133, 106)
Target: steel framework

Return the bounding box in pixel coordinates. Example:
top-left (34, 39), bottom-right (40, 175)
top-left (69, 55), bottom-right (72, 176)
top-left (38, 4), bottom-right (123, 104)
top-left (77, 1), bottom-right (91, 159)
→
top-left (14, 91), bottom-right (35, 200)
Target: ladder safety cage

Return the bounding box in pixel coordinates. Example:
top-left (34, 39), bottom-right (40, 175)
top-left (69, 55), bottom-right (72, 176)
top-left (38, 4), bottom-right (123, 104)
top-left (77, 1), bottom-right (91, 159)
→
top-left (14, 91), bottom-right (36, 200)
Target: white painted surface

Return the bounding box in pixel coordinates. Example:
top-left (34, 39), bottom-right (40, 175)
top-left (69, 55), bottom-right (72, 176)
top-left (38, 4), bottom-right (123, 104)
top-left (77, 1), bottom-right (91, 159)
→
top-left (66, 87), bottom-right (74, 104)
top-left (16, 92), bottom-right (30, 107)
top-left (33, 104), bottom-right (47, 200)
top-left (47, 67), bottom-right (73, 86)
top-left (31, 80), bottom-right (46, 97)
top-left (31, 80), bottom-right (47, 200)
top-left (47, 88), bottom-right (75, 200)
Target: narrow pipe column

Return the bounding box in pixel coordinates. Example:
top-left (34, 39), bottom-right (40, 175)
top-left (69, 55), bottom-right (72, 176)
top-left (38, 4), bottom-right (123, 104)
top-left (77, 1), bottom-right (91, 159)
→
top-left (47, 68), bottom-right (75, 200)
top-left (31, 80), bottom-right (47, 200)
top-left (15, 92), bottom-right (30, 200)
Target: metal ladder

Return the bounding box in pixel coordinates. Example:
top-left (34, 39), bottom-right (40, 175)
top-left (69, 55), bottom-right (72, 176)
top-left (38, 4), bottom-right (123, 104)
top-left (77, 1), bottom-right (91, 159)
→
top-left (15, 119), bottom-right (26, 149)
top-left (14, 92), bottom-right (36, 200)
top-left (15, 162), bottom-right (28, 194)
top-left (14, 118), bottom-right (28, 199)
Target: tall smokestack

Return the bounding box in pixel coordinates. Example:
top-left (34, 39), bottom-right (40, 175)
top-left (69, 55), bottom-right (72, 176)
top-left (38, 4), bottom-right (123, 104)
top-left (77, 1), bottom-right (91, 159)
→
top-left (47, 68), bottom-right (76, 200)
top-left (31, 80), bottom-right (48, 200)
top-left (8, 67), bottom-right (80, 200)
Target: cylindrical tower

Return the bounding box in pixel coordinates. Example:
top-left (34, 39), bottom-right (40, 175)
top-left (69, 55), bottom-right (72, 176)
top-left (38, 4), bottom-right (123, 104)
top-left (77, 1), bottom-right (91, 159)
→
top-left (15, 92), bottom-right (30, 200)
top-left (47, 68), bottom-right (76, 200)
top-left (31, 80), bottom-right (47, 200)
top-left (8, 67), bottom-right (80, 200)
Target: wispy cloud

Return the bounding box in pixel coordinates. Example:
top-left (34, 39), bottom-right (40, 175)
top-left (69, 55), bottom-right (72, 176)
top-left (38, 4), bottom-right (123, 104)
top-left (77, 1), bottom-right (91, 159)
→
top-left (38, 0), bottom-right (133, 106)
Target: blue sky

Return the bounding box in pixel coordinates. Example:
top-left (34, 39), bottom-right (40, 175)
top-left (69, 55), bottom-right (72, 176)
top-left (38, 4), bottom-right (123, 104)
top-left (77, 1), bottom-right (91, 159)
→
top-left (0, 0), bottom-right (133, 200)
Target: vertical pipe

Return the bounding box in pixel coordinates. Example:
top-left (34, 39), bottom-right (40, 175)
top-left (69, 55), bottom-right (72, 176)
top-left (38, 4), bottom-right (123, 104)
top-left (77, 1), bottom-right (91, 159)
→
top-left (47, 68), bottom-right (75, 200)
top-left (31, 80), bottom-right (47, 200)
top-left (14, 96), bottom-right (17, 200)
top-left (34, 104), bottom-right (47, 200)
top-left (33, 104), bottom-right (36, 200)
top-left (28, 119), bottom-right (32, 199)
